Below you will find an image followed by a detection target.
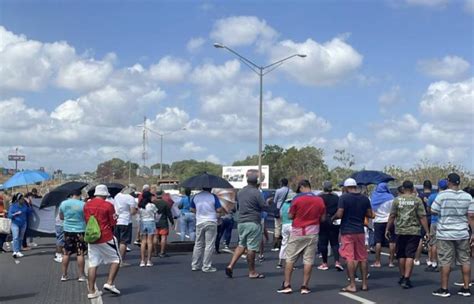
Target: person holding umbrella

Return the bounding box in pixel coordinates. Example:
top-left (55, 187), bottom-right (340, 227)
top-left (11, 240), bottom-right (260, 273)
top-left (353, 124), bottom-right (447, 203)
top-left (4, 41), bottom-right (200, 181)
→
top-left (190, 187), bottom-right (223, 272)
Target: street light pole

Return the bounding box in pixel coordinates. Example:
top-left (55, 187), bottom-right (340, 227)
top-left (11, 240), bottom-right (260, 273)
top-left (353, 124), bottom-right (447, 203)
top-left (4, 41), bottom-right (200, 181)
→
top-left (214, 43), bottom-right (306, 184)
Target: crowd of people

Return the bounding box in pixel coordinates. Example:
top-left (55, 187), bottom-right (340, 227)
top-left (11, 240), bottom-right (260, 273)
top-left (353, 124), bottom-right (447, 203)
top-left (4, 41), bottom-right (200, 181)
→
top-left (0, 171), bottom-right (473, 300)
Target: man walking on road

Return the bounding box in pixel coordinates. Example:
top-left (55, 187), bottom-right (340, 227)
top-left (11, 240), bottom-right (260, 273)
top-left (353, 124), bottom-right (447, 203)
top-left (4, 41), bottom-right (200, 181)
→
top-left (84, 185), bottom-right (121, 299)
top-left (277, 180), bottom-right (326, 295)
top-left (226, 171), bottom-right (266, 279)
top-left (370, 182), bottom-right (396, 268)
top-left (431, 173), bottom-right (474, 298)
top-left (191, 188), bottom-right (223, 272)
top-left (59, 189), bottom-right (87, 282)
top-left (114, 187), bottom-right (137, 266)
top-left (317, 181), bottom-right (344, 271)
top-left (332, 178), bottom-right (372, 293)
top-left (272, 178), bottom-right (290, 251)
top-left (386, 180), bottom-right (430, 289)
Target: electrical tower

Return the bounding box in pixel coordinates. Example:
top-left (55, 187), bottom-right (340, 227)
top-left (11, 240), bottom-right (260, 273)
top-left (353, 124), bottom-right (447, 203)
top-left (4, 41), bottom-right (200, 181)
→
top-left (142, 116), bottom-right (148, 168)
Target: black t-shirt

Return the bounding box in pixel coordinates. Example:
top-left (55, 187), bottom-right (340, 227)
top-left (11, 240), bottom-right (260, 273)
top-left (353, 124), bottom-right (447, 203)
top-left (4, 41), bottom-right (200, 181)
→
top-left (319, 193), bottom-right (339, 217)
top-left (338, 193), bottom-right (371, 235)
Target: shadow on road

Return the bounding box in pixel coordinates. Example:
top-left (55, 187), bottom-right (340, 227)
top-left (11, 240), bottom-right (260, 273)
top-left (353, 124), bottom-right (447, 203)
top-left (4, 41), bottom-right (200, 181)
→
top-left (0, 292), bottom-right (38, 302)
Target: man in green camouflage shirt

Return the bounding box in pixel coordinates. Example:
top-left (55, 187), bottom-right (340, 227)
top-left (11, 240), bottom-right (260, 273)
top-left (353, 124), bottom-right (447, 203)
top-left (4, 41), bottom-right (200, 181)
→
top-left (386, 180), bottom-right (430, 290)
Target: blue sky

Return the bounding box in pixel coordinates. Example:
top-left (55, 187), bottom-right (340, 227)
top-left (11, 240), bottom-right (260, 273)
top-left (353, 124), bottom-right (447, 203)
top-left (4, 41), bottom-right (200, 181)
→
top-left (0, 0), bottom-right (472, 173)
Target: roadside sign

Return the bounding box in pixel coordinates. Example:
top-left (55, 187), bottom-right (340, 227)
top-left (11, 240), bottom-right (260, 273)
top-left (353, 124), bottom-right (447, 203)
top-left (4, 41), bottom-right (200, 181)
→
top-left (8, 155), bottom-right (26, 161)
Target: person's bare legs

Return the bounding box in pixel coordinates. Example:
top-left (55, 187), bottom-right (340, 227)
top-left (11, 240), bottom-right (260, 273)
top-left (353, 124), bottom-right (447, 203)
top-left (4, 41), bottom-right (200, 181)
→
top-left (389, 243), bottom-right (396, 265)
top-left (147, 235), bottom-right (153, 262)
top-left (106, 263), bottom-right (120, 285)
top-left (430, 244), bottom-right (437, 267)
top-left (62, 253), bottom-right (70, 277)
top-left (440, 265), bottom-right (450, 289)
top-left (88, 266), bottom-right (97, 293)
top-left (302, 264), bottom-right (312, 287)
top-left (283, 261), bottom-right (294, 286)
top-left (461, 264), bottom-right (471, 289)
top-left (227, 246), bottom-right (245, 269)
top-left (119, 243), bottom-right (127, 261)
top-left (140, 235), bottom-right (147, 262)
top-left (404, 258), bottom-right (414, 278)
top-left (344, 261), bottom-right (357, 291)
top-left (160, 235), bottom-right (167, 254)
top-left (247, 250), bottom-right (257, 276)
top-left (399, 258), bottom-right (406, 279)
top-left (77, 254), bottom-right (85, 277)
top-left (153, 235), bottom-right (159, 255)
top-left (414, 240), bottom-right (422, 263)
top-left (373, 243), bottom-right (382, 266)
top-left (360, 260), bottom-right (368, 290)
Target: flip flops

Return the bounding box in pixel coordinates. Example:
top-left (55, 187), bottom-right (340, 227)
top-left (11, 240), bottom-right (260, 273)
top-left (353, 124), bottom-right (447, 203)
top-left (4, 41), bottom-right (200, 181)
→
top-left (225, 267), bottom-right (233, 278)
top-left (340, 287), bottom-right (357, 293)
top-left (249, 273), bottom-right (265, 279)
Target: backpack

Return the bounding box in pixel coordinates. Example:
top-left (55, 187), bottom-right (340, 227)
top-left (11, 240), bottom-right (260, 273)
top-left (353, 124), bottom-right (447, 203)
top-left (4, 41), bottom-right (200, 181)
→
top-left (84, 215), bottom-right (101, 243)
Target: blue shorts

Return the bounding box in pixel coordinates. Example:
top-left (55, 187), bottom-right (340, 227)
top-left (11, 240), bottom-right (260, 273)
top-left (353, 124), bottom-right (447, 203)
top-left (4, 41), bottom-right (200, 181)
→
top-left (55, 225), bottom-right (64, 246)
top-left (140, 221), bottom-right (156, 235)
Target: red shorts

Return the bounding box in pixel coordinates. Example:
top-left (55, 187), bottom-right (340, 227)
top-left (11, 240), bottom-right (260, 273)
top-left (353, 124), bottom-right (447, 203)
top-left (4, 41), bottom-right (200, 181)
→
top-left (339, 233), bottom-right (368, 262)
top-left (156, 228), bottom-right (169, 236)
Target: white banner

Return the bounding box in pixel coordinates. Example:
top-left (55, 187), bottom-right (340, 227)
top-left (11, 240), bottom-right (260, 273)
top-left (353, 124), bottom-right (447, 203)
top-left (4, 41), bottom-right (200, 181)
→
top-left (222, 165), bottom-right (270, 189)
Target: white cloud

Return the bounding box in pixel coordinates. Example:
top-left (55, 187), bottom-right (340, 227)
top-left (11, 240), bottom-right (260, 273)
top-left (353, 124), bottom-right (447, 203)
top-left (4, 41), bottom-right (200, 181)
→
top-left (181, 142), bottom-right (206, 153)
top-left (210, 16), bottom-right (278, 51)
top-left (419, 78), bottom-right (474, 125)
top-left (56, 57), bottom-right (114, 91)
top-left (190, 60), bottom-right (241, 88)
top-left (187, 37), bottom-right (206, 52)
top-left (0, 97), bottom-right (48, 129)
top-left (269, 36), bottom-right (363, 86)
top-left (378, 85), bottom-right (404, 112)
top-left (417, 55), bottom-right (470, 80)
top-left (205, 154), bottom-right (221, 164)
top-left (148, 56), bottom-right (191, 83)
top-left (374, 114), bottom-right (420, 141)
top-left (404, 0), bottom-right (450, 8)
top-left (149, 107), bottom-right (189, 132)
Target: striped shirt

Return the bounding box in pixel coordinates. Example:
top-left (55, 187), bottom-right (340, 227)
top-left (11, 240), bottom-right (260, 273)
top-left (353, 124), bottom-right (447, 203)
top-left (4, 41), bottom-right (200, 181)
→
top-left (431, 189), bottom-right (474, 240)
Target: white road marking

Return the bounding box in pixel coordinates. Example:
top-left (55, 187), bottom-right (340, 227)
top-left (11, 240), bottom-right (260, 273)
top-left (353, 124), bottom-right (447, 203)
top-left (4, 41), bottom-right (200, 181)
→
top-left (339, 292), bottom-right (376, 304)
top-left (381, 252), bottom-right (390, 256)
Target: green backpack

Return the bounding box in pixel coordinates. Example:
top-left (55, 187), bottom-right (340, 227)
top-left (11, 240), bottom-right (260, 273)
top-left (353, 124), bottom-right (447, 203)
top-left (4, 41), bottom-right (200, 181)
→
top-left (84, 215), bottom-right (101, 243)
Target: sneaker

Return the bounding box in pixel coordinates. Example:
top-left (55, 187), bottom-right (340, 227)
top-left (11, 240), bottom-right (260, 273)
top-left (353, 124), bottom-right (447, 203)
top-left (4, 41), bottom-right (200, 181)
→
top-left (53, 256), bottom-right (63, 263)
top-left (87, 290), bottom-right (103, 299)
top-left (12, 252), bottom-right (17, 258)
top-left (432, 288), bottom-right (451, 297)
top-left (16, 252), bottom-right (24, 258)
top-left (335, 262), bottom-right (344, 271)
top-left (457, 287), bottom-right (471, 297)
top-left (192, 267), bottom-right (199, 271)
top-left (146, 261), bottom-right (153, 267)
top-left (454, 281), bottom-right (474, 287)
top-left (224, 245), bottom-right (230, 250)
top-left (425, 266), bottom-right (438, 272)
top-left (139, 261), bottom-right (146, 267)
top-left (317, 263), bottom-right (329, 270)
top-left (61, 275), bottom-right (68, 282)
top-left (126, 246), bottom-right (131, 252)
top-left (103, 283), bottom-right (121, 295)
top-left (276, 263), bottom-right (282, 269)
top-left (401, 278), bottom-right (413, 289)
top-left (271, 248), bottom-right (280, 252)
top-left (202, 267), bottom-right (217, 273)
top-left (300, 286), bottom-right (311, 294)
top-left (28, 242), bottom-right (38, 247)
top-left (426, 260), bottom-right (432, 266)
top-left (241, 254), bottom-right (247, 259)
top-left (78, 276), bottom-right (86, 282)
top-left (277, 283), bottom-right (293, 294)
top-left (414, 259), bottom-right (420, 266)
top-left (258, 255), bottom-right (265, 262)
top-left (398, 276), bottom-right (405, 285)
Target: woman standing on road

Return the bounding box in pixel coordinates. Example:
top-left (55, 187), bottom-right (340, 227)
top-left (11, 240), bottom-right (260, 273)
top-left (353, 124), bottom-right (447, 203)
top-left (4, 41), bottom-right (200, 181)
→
top-left (178, 188), bottom-right (196, 242)
top-left (139, 197), bottom-right (158, 267)
top-left (8, 193), bottom-right (32, 258)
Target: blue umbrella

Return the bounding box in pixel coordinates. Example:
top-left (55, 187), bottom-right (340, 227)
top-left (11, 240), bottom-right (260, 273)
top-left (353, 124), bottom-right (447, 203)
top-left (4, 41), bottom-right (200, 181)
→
top-left (349, 170), bottom-right (395, 186)
top-left (2, 170), bottom-right (51, 189)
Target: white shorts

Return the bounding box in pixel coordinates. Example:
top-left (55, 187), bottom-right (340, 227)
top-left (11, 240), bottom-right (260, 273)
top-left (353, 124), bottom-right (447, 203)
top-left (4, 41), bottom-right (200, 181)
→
top-left (88, 237), bottom-right (121, 268)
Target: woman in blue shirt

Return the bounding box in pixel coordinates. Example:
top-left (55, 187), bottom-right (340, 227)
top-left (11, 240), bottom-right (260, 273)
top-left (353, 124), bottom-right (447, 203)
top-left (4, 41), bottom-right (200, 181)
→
top-left (178, 188), bottom-right (196, 242)
top-left (8, 193), bottom-right (33, 258)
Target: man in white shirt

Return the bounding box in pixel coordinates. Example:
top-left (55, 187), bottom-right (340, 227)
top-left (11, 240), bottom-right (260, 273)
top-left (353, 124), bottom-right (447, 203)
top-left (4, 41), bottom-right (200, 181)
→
top-left (190, 188), bottom-right (223, 272)
top-left (113, 187), bottom-right (137, 266)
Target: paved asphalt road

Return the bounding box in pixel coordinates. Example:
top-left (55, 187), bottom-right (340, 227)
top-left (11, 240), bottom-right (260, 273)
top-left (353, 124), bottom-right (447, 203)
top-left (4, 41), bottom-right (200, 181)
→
top-left (1, 227), bottom-right (473, 304)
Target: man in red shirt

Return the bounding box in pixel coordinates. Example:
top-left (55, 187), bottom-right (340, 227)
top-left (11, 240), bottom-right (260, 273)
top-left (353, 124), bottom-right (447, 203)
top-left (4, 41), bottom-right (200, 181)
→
top-left (83, 185), bottom-right (121, 299)
top-left (277, 180), bottom-right (326, 295)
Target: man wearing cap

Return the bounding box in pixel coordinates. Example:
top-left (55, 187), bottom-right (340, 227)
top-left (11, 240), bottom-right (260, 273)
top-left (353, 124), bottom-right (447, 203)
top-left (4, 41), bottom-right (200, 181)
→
top-left (386, 180), bottom-right (430, 289)
top-left (83, 185), bottom-right (121, 299)
top-left (317, 181), bottom-right (344, 271)
top-left (113, 187), bottom-right (137, 266)
top-left (226, 171), bottom-right (266, 279)
top-left (431, 173), bottom-right (474, 298)
top-left (425, 179), bottom-right (448, 272)
top-left (277, 180), bottom-right (326, 295)
top-left (332, 178), bottom-right (372, 293)
top-left (272, 178), bottom-right (290, 251)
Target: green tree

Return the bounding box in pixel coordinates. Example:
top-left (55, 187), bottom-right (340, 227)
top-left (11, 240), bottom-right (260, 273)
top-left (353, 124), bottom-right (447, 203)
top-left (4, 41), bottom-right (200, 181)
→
top-left (330, 149), bottom-right (356, 186)
top-left (170, 159), bottom-right (222, 181)
top-left (96, 158), bottom-right (139, 182)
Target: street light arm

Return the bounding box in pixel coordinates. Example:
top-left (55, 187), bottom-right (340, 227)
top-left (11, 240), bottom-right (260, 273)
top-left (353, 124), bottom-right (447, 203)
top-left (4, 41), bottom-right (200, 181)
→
top-left (262, 54), bottom-right (304, 70)
top-left (262, 61), bottom-right (284, 76)
top-left (218, 44), bottom-right (261, 71)
top-left (238, 58), bottom-right (261, 75)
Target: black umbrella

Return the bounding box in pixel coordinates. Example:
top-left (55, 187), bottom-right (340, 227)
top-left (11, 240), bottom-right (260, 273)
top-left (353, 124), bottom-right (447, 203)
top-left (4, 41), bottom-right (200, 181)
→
top-left (40, 181), bottom-right (88, 208)
top-left (87, 183), bottom-right (125, 198)
top-left (180, 173), bottom-right (233, 189)
top-left (349, 170), bottom-right (395, 186)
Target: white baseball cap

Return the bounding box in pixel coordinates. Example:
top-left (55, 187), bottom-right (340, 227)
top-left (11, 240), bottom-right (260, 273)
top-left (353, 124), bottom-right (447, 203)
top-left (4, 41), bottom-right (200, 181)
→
top-left (142, 184), bottom-right (150, 190)
top-left (94, 184), bottom-right (110, 197)
top-left (343, 178), bottom-right (357, 187)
